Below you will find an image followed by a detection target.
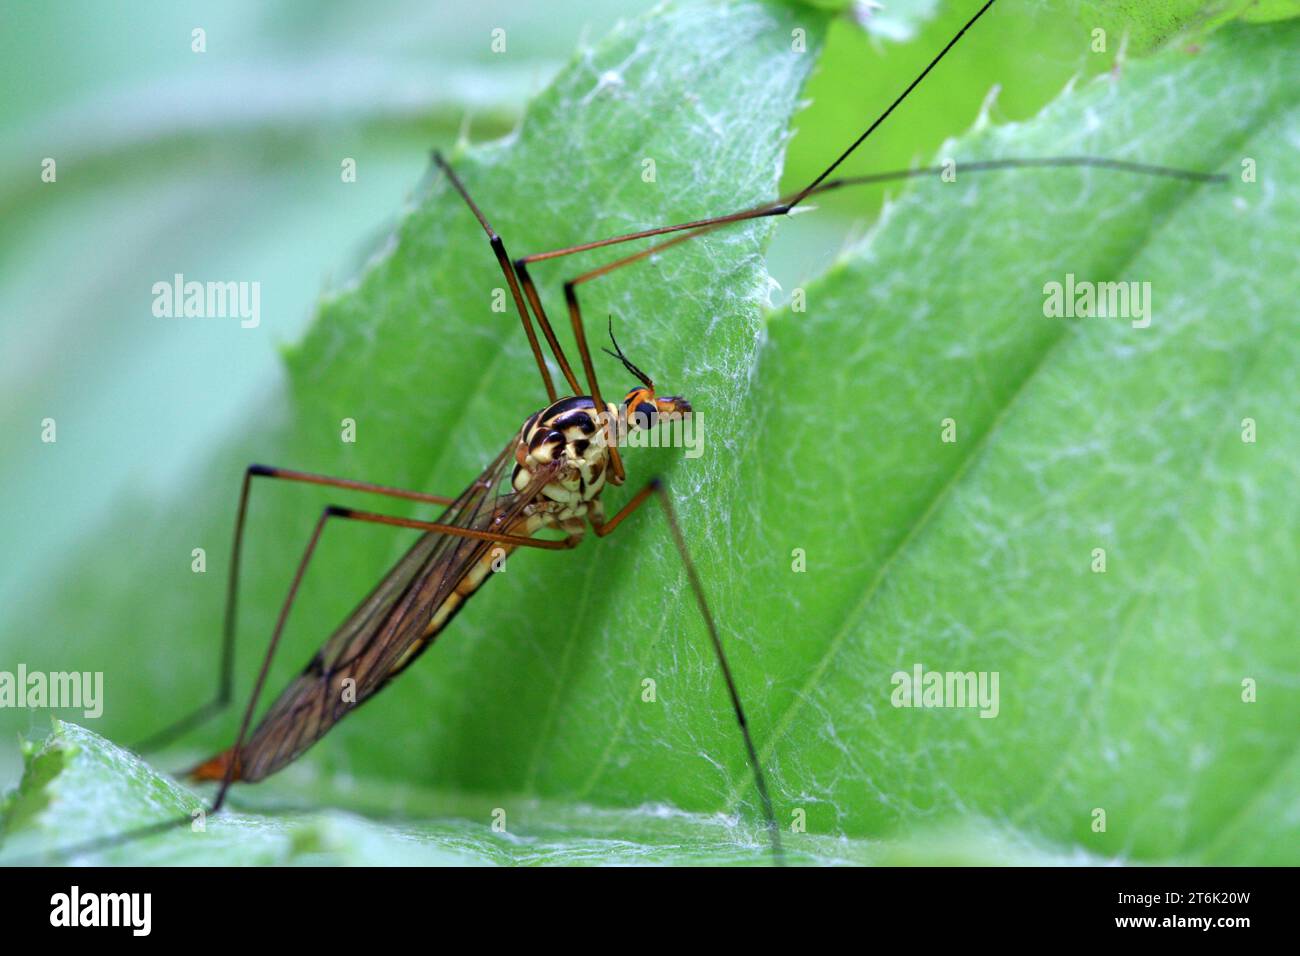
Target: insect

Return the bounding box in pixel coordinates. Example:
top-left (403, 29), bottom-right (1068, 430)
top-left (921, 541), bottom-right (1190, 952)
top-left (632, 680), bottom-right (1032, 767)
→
top-left (22, 0), bottom-right (1226, 865)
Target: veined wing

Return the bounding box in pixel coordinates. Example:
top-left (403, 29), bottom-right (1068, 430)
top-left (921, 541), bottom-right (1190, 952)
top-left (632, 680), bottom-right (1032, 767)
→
top-left (192, 439), bottom-right (562, 783)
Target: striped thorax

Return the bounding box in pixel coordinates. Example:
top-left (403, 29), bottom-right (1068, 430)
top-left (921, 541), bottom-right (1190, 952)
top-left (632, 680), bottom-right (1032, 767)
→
top-left (512, 396), bottom-right (617, 519)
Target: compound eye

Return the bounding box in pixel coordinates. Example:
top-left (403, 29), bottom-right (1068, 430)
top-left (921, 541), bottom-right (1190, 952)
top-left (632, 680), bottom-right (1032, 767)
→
top-left (634, 401), bottom-right (658, 429)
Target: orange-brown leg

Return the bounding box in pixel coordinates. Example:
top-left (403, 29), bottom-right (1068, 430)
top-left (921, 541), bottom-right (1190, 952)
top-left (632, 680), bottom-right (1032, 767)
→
top-left (209, 501), bottom-right (574, 813)
top-left (24, 498), bottom-right (574, 862)
top-left (433, 151), bottom-right (560, 403)
top-left (135, 464), bottom-right (454, 753)
top-left (517, 0), bottom-right (1000, 269)
top-left (513, 257), bottom-right (583, 395)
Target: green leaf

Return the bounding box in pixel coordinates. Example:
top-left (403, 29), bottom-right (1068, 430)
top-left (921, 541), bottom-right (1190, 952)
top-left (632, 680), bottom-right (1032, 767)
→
top-left (3, 6), bottom-right (1296, 867)
top-left (732, 19), bottom-right (1299, 863)
top-left (1240, 0), bottom-right (1300, 22)
top-left (1076, 0), bottom-right (1300, 50)
top-left (0, 722), bottom-right (1098, 865)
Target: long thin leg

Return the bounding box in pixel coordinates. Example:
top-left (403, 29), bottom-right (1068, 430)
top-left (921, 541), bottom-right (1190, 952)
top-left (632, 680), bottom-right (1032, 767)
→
top-left (209, 502), bottom-right (571, 813)
top-left (562, 158), bottom-right (1230, 292)
top-left (18, 500), bottom-right (572, 862)
top-left (133, 464), bottom-right (459, 753)
top-left (517, 0), bottom-right (998, 267)
top-left (791, 0), bottom-right (996, 206)
top-left (514, 257), bottom-right (583, 395)
top-left (593, 478), bottom-right (784, 865)
top-left (522, 153), bottom-right (1229, 269)
top-left (432, 151), bottom-right (560, 403)
top-left (563, 280), bottom-right (624, 483)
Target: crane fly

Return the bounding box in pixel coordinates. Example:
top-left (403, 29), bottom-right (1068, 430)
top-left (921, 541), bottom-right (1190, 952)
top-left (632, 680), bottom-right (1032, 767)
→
top-left (20, 0), bottom-right (1227, 866)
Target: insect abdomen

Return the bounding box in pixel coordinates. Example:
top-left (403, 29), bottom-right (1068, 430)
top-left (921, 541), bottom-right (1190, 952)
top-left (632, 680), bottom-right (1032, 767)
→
top-left (413, 510), bottom-right (547, 646)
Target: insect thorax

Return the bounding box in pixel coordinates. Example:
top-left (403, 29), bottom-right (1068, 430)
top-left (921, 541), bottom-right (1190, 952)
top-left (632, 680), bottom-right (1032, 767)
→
top-left (512, 395), bottom-right (617, 515)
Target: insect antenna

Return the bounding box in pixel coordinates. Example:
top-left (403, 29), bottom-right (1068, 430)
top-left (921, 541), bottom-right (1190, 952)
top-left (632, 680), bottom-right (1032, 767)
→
top-left (601, 316), bottom-right (653, 388)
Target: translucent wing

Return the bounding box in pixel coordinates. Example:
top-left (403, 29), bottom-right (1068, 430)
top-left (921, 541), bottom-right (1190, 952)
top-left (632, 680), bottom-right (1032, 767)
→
top-left (194, 440), bottom-right (561, 783)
